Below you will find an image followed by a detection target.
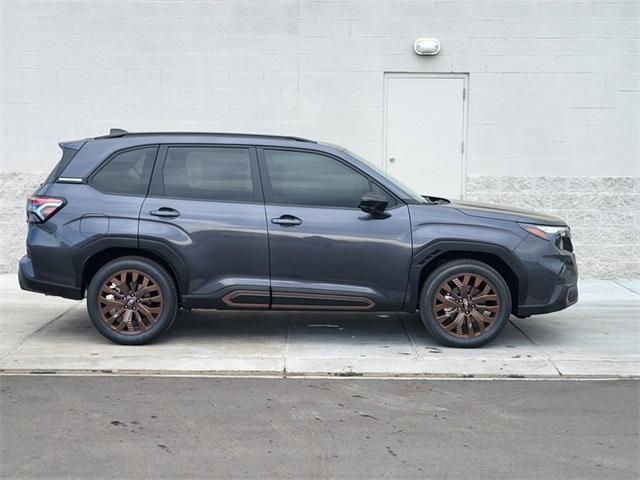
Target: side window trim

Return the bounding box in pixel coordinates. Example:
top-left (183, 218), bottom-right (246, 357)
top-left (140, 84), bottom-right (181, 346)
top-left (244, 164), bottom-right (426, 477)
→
top-left (256, 146), bottom-right (402, 209)
top-left (248, 146), bottom-right (264, 203)
top-left (148, 145), bottom-right (167, 197)
top-left (88, 145), bottom-right (160, 197)
top-left (148, 144), bottom-right (264, 204)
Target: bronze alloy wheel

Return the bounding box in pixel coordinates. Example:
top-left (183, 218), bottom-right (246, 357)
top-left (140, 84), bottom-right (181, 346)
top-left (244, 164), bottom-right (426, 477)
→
top-left (432, 273), bottom-right (500, 338)
top-left (97, 269), bottom-right (163, 335)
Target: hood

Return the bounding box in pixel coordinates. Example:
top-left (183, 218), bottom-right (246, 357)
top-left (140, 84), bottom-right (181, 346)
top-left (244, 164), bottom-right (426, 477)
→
top-left (450, 199), bottom-right (566, 226)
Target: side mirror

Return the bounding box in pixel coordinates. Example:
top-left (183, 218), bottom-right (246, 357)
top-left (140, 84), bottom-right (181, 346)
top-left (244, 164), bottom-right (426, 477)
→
top-left (359, 193), bottom-right (388, 217)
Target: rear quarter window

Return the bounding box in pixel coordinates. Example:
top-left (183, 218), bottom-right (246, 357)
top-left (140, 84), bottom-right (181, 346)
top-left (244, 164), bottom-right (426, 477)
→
top-left (91, 147), bottom-right (157, 196)
top-left (44, 147), bottom-right (79, 185)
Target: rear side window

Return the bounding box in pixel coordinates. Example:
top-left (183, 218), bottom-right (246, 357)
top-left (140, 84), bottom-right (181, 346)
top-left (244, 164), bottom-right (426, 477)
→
top-left (162, 147), bottom-right (254, 202)
top-left (92, 147), bottom-right (157, 196)
top-left (263, 149), bottom-right (397, 209)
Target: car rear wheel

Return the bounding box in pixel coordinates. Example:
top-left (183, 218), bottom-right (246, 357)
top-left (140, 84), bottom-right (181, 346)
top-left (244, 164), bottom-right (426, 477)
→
top-left (87, 257), bottom-right (177, 345)
top-left (419, 260), bottom-right (512, 348)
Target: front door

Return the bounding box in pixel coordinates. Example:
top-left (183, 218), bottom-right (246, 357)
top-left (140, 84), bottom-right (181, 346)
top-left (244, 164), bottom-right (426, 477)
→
top-left (384, 73), bottom-right (467, 199)
top-left (139, 145), bottom-right (270, 308)
top-left (259, 148), bottom-right (413, 311)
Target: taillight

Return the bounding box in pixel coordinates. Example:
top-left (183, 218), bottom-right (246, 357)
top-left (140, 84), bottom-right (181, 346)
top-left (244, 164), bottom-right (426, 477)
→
top-left (27, 196), bottom-right (66, 223)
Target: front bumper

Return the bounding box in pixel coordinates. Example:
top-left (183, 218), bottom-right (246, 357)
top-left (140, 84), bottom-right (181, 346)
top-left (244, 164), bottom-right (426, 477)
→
top-left (19, 256), bottom-right (83, 300)
top-left (517, 282), bottom-right (578, 317)
top-left (514, 233), bottom-right (578, 317)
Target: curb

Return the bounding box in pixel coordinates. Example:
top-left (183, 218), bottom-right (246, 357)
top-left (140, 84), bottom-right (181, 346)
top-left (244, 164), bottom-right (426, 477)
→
top-left (1, 369), bottom-right (638, 380)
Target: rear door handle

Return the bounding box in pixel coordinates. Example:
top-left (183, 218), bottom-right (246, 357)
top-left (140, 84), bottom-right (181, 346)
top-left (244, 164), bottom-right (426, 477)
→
top-left (271, 215), bottom-right (302, 226)
top-left (149, 207), bottom-right (180, 218)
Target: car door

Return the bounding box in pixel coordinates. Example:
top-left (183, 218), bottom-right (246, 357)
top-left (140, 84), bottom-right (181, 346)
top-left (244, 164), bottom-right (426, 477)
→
top-left (259, 147), bottom-right (413, 311)
top-left (139, 144), bottom-right (270, 308)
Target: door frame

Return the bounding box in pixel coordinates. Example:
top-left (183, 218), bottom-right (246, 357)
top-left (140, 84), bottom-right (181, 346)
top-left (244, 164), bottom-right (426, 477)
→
top-left (382, 72), bottom-right (470, 199)
top-left (140, 143), bottom-right (270, 308)
top-left (254, 145), bottom-right (413, 311)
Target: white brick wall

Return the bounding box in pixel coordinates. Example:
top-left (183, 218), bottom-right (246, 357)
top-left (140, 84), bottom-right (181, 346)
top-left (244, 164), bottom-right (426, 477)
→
top-left (466, 176), bottom-right (640, 278)
top-left (1, 0), bottom-right (637, 173)
top-left (0, 0), bottom-right (638, 277)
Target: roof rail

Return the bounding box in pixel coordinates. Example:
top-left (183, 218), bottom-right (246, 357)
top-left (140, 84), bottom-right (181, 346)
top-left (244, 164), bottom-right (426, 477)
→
top-left (94, 129), bottom-right (315, 143)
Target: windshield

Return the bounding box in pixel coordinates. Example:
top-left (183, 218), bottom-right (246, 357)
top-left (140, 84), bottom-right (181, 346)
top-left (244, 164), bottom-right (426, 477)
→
top-left (338, 147), bottom-right (428, 204)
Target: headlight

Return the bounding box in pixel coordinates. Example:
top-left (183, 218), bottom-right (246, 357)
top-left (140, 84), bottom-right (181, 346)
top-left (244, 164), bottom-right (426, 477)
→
top-left (519, 223), bottom-right (570, 241)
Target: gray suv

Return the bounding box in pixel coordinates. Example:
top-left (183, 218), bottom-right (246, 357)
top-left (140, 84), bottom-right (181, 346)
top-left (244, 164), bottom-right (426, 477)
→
top-left (19, 130), bottom-right (578, 348)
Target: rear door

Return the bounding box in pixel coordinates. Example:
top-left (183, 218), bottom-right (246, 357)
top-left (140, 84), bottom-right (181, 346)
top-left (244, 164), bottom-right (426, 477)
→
top-left (259, 148), bottom-right (413, 311)
top-left (139, 145), bottom-right (270, 308)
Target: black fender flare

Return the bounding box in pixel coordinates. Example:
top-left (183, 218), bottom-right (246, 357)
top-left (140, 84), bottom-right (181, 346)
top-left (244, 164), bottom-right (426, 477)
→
top-left (73, 236), bottom-right (190, 295)
top-left (404, 239), bottom-right (528, 311)
top-left (138, 237), bottom-right (190, 294)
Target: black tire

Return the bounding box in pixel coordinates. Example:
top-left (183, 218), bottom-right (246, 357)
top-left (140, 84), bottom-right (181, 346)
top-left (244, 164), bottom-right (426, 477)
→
top-left (419, 259), bottom-right (511, 348)
top-left (86, 256), bottom-right (178, 345)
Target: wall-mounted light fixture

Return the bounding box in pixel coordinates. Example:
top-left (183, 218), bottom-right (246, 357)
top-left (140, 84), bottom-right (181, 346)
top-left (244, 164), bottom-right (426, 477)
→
top-left (414, 38), bottom-right (440, 56)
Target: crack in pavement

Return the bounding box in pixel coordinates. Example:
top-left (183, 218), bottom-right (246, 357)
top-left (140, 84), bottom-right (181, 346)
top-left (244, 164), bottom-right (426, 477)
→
top-left (613, 280), bottom-right (640, 297)
top-left (398, 314), bottom-right (420, 359)
top-left (282, 311), bottom-right (292, 378)
top-left (0, 301), bottom-right (82, 360)
top-left (509, 318), bottom-right (562, 376)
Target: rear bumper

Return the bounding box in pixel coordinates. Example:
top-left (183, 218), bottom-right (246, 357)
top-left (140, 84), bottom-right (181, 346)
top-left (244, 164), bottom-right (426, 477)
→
top-left (18, 256), bottom-right (83, 300)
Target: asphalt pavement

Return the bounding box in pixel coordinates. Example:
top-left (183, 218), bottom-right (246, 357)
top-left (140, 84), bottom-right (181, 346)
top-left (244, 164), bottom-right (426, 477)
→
top-left (1, 376), bottom-right (638, 479)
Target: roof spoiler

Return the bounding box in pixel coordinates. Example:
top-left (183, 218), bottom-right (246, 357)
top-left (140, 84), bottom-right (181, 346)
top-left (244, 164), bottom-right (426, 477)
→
top-left (59, 139), bottom-right (87, 151)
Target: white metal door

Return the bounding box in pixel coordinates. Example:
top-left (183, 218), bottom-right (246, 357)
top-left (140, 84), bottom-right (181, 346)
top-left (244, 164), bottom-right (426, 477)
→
top-left (383, 73), bottom-right (467, 199)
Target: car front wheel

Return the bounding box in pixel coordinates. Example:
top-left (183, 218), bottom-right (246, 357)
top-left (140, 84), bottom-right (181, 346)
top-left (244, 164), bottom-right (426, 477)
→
top-left (86, 256), bottom-right (178, 345)
top-left (419, 260), bottom-right (512, 348)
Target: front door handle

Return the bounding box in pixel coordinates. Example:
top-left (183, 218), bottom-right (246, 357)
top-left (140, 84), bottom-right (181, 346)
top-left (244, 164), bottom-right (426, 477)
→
top-left (271, 215), bottom-right (302, 226)
top-left (149, 207), bottom-right (180, 218)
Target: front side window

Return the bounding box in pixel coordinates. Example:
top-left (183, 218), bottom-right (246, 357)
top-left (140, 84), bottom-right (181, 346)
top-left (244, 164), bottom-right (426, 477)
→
top-left (340, 147), bottom-right (427, 204)
top-left (163, 147), bottom-right (254, 202)
top-left (263, 149), bottom-right (396, 209)
top-left (92, 147), bottom-right (157, 196)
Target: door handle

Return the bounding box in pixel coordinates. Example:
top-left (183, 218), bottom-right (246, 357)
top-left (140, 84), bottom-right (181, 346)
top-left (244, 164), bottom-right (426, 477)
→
top-left (271, 215), bottom-right (302, 226)
top-left (149, 207), bottom-right (180, 218)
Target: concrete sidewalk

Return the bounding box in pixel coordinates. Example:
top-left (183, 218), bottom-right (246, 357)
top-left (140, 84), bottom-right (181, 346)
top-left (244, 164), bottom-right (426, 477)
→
top-left (0, 274), bottom-right (638, 378)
